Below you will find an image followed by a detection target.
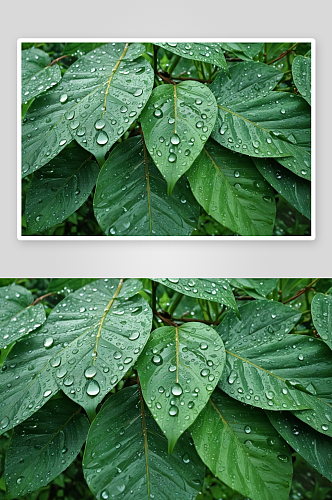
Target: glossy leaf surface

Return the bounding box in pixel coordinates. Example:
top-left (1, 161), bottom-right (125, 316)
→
top-left (25, 147), bottom-right (99, 233)
top-left (268, 411), bottom-right (332, 482)
top-left (0, 284), bottom-right (46, 348)
top-left (141, 81), bottom-right (217, 194)
top-left (292, 55), bottom-right (311, 105)
top-left (5, 398), bottom-right (89, 499)
top-left (221, 42), bottom-right (263, 61)
top-left (22, 42), bottom-right (154, 176)
top-left (94, 136), bottom-right (199, 236)
top-left (83, 385), bottom-right (205, 500)
top-left (311, 293), bottom-right (332, 349)
top-left (187, 139), bottom-right (276, 235)
top-left (154, 278), bottom-right (238, 313)
top-left (137, 323), bottom-right (225, 453)
top-left (231, 278), bottom-right (278, 299)
top-left (191, 388), bottom-right (292, 500)
top-left (48, 278), bottom-right (98, 294)
top-left (253, 157), bottom-right (311, 219)
top-left (21, 48), bottom-right (61, 103)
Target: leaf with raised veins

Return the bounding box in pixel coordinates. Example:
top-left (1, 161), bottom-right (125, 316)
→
top-left (21, 47), bottom-right (61, 103)
top-left (292, 55), bottom-right (311, 105)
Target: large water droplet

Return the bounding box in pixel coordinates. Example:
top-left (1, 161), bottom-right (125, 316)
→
top-left (171, 383), bottom-right (183, 396)
top-left (169, 405), bottom-right (179, 416)
top-left (60, 94), bottom-right (68, 103)
top-left (85, 366), bottom-right (97, 379)
top-left (96, 130), bottom-right (109, 145)
top-left (153, 108), bottom-right (163, 118)
top-left (43, 337), bottom-right (54, 348)
top-left (152, 354), bottom-right (163, 365)
top-left (171, 133), bottom-right (180, 145)
top-left (168, 153), bottom-right (177, 163)
top-left (0, 416), bottom-right (9, 429)
top-left (86, 379), bottom-right (100, 396)
top-left (95, 119), bottom-right (106, 130)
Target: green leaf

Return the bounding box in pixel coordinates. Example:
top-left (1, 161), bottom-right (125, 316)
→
top-left (137, 322), bottom-right (225, 453)
top-left (93, 136), bottom-right (199, 236)
top-left (292, 55), bottom-right (311, 105)
top-left (21, 48), bottom-right (61, 103)
top-left (141, 81), bottom-right (217, 194)
top-left (216, 301), bottom-right (331, 411)
top-left (221, 42), bottom-right (263, 61)
top-left (22, 42), bottom-right (154, 177)
top-left (191, 388), bottom-right (292, 500)
top-left (231, 278), bottom-right (278, 299)
top-left (155, 42), bottom-right (229, 75)
top-left (63, 42), bottom-right (105, 57)
top-left (268, 411), bottom-right (332, 482)
top-left (187, 139), bottom-right (276, 236)
top-left (153, 278), bottom-right (238, 313)
top-left (253, 157), bottom-right (311, 219)
top-left (0, 284), bottom-right (46, 348)
top-left (312, 293), bottom-right (332, 349)
top-left (5, 398), bottom-right (89, 499)
top-left (83, 385), bottom-right (205, 500)
top-left (210, 61), bottom-right (311, 179)
top-left (25, 146), bottom-right (99, 233)
top-left (47, 278), bottom-right (98, 294)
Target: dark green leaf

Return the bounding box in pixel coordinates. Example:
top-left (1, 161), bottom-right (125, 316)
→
top-left (25, 147), bottom-right (99, 233)
top-left (0, 284), bottom-right (46, 348)
top-left (253, 157), bottom-right (311, 219)
top-left (63, 42), bottom-right (105, 57)
top-left (292, 55), bottom-right (311, 105)
top-left (141, 81), bottom-right (217, 194)
top-left (312, 293), bottom-right (332, 349)
top-left (22, 48), bottom-right (61, 103)
top-left (231, 278), bottom-right (278, 298)
top-left (187, 139), bottom-right (276, 235)
top-left (93, 136), bottom-right (199, 236)
top-left (83, 385), bottom-right (205, 500)
top-left (5, 398), bottom-right (89, 499)
top-left (47, 278), bottom-right (98, 294)
top-left (221, 42), bottom-right (263, 61)
top-left (137, 322), bottom-right (225, 453)
top-left (191, 388), bottom-right (292, 500)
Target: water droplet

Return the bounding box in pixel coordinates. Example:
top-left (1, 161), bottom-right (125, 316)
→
top-left (171, 383), bottom-right (183, 396)
top-left (227, 371), bottom-right (238, 384)
top-left (200, 368), bottom-right (209, 377)
top-left (44, 390), bottom-right (52, 398)
top-left (129, 331), bottom-right (140, 340)
top-left (263, 196), bottom-right (272, 203)
top-left (120, 105), bottom-right (128, 113)
top-left (16, 476), bottom-right (24, 484)
top-left (65, 110), bottom-right (75, 120)
top-left (153, 109), bottom-right (163, 118)
top-left (322, 424), bottom-right (329, 431)
top-left (182, 453), bottom-right (190, 463)
top-left (134, 89), bottom-right (143, 97)
top-left (101, 490), bottom-right (109, 499)
top-left (86, 379), bottom-right (100, 396)
top-left (70, 119), bottom-right (80, 130)
top-left (169, 406), bottom-right (179, 416)
top-left (96, 130), bottom-right (109, 145)
top-left (60, 94), bottom-right (68, 103)
top-left (200, 342), bottom-right (208, 350)
top-left (196, 121), bottom-right (203, 128)
top-left (85, 366), bottom-right (97, 379)
top-left (277, 454), bottom-right (289, 463)
top-left (95, 119), bottom-right (106, 130)
top-left (244, 425), bottom-right (251, 434)
top-left (219, 123), bottom-right (228, 135)
top-left (298, 354), bottom-right (304, 361)
top-left (180, 195), bottom-right (186, 204)
top-left (152, 354), bottom-right (163, 365)
top-left (0, 417), bottom-right (9, 429)
top-left (234, 171), bottom-right (240, 178)
top-left (59, 139), bottom-right (67, 146)
top-left (171, 133), bottom-right (180, 145)
top-left (280, 108), bottom-right (286, 114)
top-left (168, 153), bottom-right (177, 163)
top-left (44, 337), bottom-right (54, 348)
top-left (195, 98), bottom-right (202, 105)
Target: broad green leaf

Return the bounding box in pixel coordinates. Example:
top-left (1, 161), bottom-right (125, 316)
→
top-left (44, 279), bottom-right (152, 415)
top-left (83, 385), bottom-right (205, 500)
top-left (210, 62), bottom-right (311, 179)
top-left (191, 388), bottom-right (292, 500)
top-left (21, 48), bottom-right (61, 103)
top-left (155, 42), bottom-right (229, 75)
top-left (63, 42), bottom-right (105, 57)
top-left (48, 278), bottom-right (98, 294)
top-left (25, 146), bottom-right (99, 233)
top-left (137, 323), bottom-right (225, 453)
top-left (216, 301), bottom-right (332, 411)
top-left (312, 293), bottom-right (332, 349)
top-left (0, 284), bottom-right (46, 348)
top-left (221, 42), bottom-right (263, 61)
top-left (231, 278), bottom-right (278, 299)
top-left (268, 411), bottom-right (332, 482)
top-left (187, 139), bottom-right (276, 236)
top-left (22, 42), bottom-right (154, 177)
top-left (93, 136), bottom-right (199, 236)
top-left (5, 398), bottom-right (89, 499)
top-left (153, 278), bottom-right (238, 313)
top-left (292, 55), bottom-right (311, 105)
top-left (141, 81), bottom-right (217, 194)
top-left (253, 157), bottom-right (311, 219)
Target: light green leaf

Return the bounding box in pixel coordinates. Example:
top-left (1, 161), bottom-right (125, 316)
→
top-left (210, 61), bottom-right (311, 179)
top-left (231, 278), bottom-right (278, 299)
top-left (47, 278), bottom-right (98, 294)
top-left (83, 385), bottom-right (205, 500)
top-left (141, 81), bottom-right (217, 194)
top-left (253, 157), bottom-right (311, 219)
top-left (21, 48), bottom-right (61, 103)
top-left (191, 388), bottom-right (292, 500)
top-left (25, 146), bottom-right (99, 233)
top-left (312, 293), bottom-right (332, 349)
top-left (0, 284), bottom-right (46, 348)
top-left (292, 55), bottom-right (311, 105)
top-left (221, 42), bottom-right (263, 61)
top-left (5, 398), bottom-right (89, 499)
top-left (153, 278), bottom-right (238, 313)
top-left (155, 42), bottom-right (229, 75)
top-left (94, 136), bottom-right (199, 236)
top-left (137, 322), bottom-right (225, 453)
top-left (187, 139), bottom-right (276, 236)
top-left (268, 411), bottom-right (332, 482)
top-left (22, 42), bottom-right (154, 177)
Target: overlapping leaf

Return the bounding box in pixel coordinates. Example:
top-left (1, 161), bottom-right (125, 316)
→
top-left (312, 293), bottom-right (332, 349)
top-left (22, 42), bottom-right (154, 177)
top-left (48, 278), bottom-right (98, 294)
top-left (5, 398), bottom-right (89, 499)
top-left (154, 278), bottom-right (238, 313)
top-left (0, 284), bottom-right (46, 348)
top-left (191, 388), bottom-right (292, 500)
top-left (93, 136), bottom-right (199, 236)
top-left (25, 146), bottom-right (99, 234)
top-left (141, 81), bottom-right (217, 194)
top-left (187, 139), bottom-right (276, 235)
top-left (221, 42), bottom-right (263, 61)
top-left (21, 48), bottom-right (61, 103)
top-left (210, 61), bottom-right (311, 179)
top-left (231, 278), bottom-right (278, 299)
top-left (83, 386), bottom-right (205, 500)
top-left (292, 55), bottom-right (311, 105)
top-left (137, 323), bottom-right (225, 453)
top-left (253, 157), bottom-right (311, 219)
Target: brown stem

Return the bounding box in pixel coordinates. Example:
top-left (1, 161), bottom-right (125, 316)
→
top-left (156, 311), bottom-right (179, 327)
top-left (171, 316), bottom-right (219, 326)
top-left (171, 75), bottom-right (212, 84)
top-left (157, 72), bottom-right (177, 85)
top-left (282, 278), bottom-right (320, 304)
top-left (267, 43), bottom-right (299, 65)
top-left (48, 54), bottom-right (71, 67)
top-left (32, 292), bottom-right (57, 305)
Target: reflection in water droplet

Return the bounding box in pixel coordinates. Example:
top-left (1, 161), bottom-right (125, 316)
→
top-left (171, 133), bottom-right (180, 145)
top-left (169, 405), bottom-right (179, 416)
top-left (44, 337), bottom-right (54, 348)
top-left (153, 109), bottom-right (163, 118)
top-left (277, 454), bottom-right (289, 463)
top-left (96, 130), bottom-right (109, 145)
top-left (244, 425), bottom-right (251, 434)
top-left (129, 331), bottom-right (140, 340)
top-left (171, 383), bottom-right (183, 396)
top-left (168, 153), bottom-right (177, 163)
top-left (60, 94), bottom-right (68, 103)
top-left (95, 119), bottom-right (106, 130)
top-left (85, 366), bottom-right (97, 378)
top-left (152, 354), bottom-right (163, 365)
top-left (87, 379), bottom-right (100, 396)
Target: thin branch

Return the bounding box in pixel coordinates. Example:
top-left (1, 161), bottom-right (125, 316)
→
top-left (157, 72), bottom-right (177, 85)
top-left (32, 292), bottom-right (57, 305)
top-left (267, 42), bottom-right (299, 65)
top-left (48, 54), bottom-right (71, 67)
top-left (283, 278), bottom-right (320, 304)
